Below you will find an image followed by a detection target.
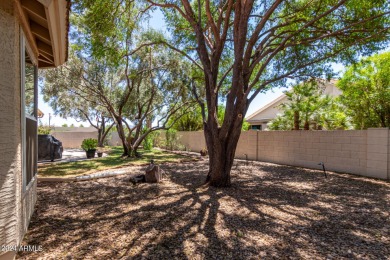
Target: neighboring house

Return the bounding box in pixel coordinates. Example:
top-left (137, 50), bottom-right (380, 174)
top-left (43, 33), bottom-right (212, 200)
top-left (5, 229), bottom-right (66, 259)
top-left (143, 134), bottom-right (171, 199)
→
top-left (0, 1), bottom-right (69, 259)
top-left (37, 108), bottom-right (44, 118)
top-left (246, 80), bottom-right (342, 130)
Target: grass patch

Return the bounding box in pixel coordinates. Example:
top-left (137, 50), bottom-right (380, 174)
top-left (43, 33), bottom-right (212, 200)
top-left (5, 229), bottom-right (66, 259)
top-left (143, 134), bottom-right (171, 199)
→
top-left (38, 147), bottom-right (192, 178)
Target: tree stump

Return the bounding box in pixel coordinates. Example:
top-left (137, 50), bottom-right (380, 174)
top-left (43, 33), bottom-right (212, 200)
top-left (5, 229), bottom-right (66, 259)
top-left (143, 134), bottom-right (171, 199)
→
top-left (129, 174), bottom-right (145, 185)
top-left (200, 149), bottom-right (208, 156)
top-left (145, 163), bottom-right (161, 183)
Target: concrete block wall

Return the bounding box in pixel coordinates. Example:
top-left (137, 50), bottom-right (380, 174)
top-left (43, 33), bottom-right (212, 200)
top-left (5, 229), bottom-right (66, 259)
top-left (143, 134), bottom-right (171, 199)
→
top-left (0, 3), bottom-right (38, 259)
top-left (52, 131), bottom-right (98, 149)
top-left (177, 131), bottom-right (206, 152)
top-left (100, 128), bottom-right (389, 180)
top-left (253, 130), bottom-right (369, 176)
top-left (366, 128), bottom-right (389, 179)
top-left (235, 131), bottom-right (257, 160)
top-left (389, 130), bottom-right (390, 180)
top-left (171, 129), bottom-right (390, 180)
top-left (153, 131), bottom-right (206, 151)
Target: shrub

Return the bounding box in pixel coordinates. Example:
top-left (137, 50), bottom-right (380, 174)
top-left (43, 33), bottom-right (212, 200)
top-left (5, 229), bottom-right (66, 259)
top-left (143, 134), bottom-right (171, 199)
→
top-left (143, 134), bottom-right (153, 151)
top-left (153, 131), bottom-right (165, 147)
top-left (81, 138), bottom-right (98, 151)
top-left (200, 148), bottom-right (208, 156)
top-left (38, 125), bottom-right (51, 135)
top-left (165, 129), bottom-right (184, 151)
top-left (141, 128), bottom-right (158, 151)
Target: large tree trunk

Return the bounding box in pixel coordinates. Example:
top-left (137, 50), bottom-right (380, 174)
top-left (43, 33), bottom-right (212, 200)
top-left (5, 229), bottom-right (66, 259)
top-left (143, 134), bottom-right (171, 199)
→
top-left (206, 142), bottom-right (235, 187)
top-left (294, 111), bottom-right (300, 130)
top-left (97, 128), bottom-right (103, 147)
top-left (116, 118), bottom-right (131, 156)
top-left (304, 120), bottom-right (310, 130)
top-left (204, 117), bottom-right (243, 187)
top-left (97, 117), bottom-right (105, 147)
top-left (101, 121), bottom-right (112, 147)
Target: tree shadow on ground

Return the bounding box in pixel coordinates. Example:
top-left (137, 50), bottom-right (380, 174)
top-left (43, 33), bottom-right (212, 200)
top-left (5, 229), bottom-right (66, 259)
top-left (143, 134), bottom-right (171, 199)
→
top-left (18, 161), bottom-right (390, 259)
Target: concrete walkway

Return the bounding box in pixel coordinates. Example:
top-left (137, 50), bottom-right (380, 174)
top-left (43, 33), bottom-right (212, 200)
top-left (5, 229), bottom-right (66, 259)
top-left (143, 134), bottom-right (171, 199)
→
top-left (62, 148), bottom-right (89, 161)
top-left (38, 165), bottom-right (145, 182)
top-left (38, 148), bottom-right (107, 164)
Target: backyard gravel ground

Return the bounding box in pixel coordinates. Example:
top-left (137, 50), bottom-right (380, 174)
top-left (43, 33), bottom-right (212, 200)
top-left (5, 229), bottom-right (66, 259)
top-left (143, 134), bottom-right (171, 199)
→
top-left (18, 160), bottom-right (390, 259)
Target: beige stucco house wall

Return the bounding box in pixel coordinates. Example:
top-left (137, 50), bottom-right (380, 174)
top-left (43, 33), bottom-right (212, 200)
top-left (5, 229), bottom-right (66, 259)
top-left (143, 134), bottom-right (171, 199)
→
top-left (0, 3), bottom-right (24, 260)
top-left (0, 1), bottom-right (68, 259)
top-left (246, 80), bottom-right (341, 130)
top-left (246, 94), bottom-right (287, 130)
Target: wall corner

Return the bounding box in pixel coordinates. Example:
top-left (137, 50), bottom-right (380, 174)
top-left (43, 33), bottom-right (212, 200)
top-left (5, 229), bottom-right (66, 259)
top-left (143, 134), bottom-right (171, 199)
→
top-left (366, 128), bottom-right (389, 179)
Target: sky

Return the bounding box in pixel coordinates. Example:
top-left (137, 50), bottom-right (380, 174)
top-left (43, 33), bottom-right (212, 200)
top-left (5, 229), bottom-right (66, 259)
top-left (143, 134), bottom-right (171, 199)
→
top-left (38, 87), bottom-right (84, 127)
top-left (38, 8), bottom-right (347, 127)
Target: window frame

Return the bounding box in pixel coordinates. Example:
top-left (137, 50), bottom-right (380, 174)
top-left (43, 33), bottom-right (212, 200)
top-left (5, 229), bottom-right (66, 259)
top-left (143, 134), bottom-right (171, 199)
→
top-left (20, 31), bottom-right (38, 192)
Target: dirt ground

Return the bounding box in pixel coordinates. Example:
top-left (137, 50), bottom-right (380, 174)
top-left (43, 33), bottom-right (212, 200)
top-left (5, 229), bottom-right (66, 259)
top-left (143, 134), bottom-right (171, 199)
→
top-left (18, 160), bottom-right (390, 259)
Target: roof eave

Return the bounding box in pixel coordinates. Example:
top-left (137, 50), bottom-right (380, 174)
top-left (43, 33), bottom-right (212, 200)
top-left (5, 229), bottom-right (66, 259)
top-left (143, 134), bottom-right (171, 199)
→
top-left (40, 0), bottom-right (69, 67)
top-left (245, 94), bottom-right (286, 120)
top-left (17, 0), bottom-right (69, 68)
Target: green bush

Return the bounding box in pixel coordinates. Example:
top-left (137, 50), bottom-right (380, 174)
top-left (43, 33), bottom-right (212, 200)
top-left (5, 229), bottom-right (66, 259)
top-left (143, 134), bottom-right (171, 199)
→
top-left (81, 138), bottom-right (98, 151)
top-left (38, 125), bottom-right (51, 135)
top-left (165, 129), bottom-right (184, 151)
top-left (153, 130), bottom-right (164, 147)
top-left (143, 134), bottom-right (153, 150)
top-left (141, 128), bottom-right (158, 151)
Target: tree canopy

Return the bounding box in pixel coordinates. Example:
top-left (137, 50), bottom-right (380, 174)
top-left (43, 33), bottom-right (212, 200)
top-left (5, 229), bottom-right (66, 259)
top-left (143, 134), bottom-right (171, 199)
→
top-left (147, 0), bottom-right (390, 186)
top-left (337, 52), bottom-right (390, 129)
top-left (43, 49), bottom-right (115, 146)
top-left (169, 104), bottom-right (251, 131)
top-left (45, 1), bottom-right (198, 156)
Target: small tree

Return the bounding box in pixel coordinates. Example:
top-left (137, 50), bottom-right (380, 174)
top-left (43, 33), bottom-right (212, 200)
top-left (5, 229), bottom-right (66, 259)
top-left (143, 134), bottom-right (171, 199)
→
top-left (269, 81), bottom-right (349, 130)
top-left (283, 81), bottom-right (323, 130)
top-left (337, 52), bottom-right (390, 129)
top-left (165, 128), bottom-right (183, 151)
top-left (268, 110), bottom-right (295, 130)
top-left (314, 97), bottom-right (351, 130)
top-left (43, 55), bottom-right (115, 148)
top-left (142, 128), bottom-right (156, 151)
top-left (69, 1), bottom-right (198, 156)
top-left (38, 125), bottom-right (52, 135)
top-left (169, 106), bottom-right (204, 131)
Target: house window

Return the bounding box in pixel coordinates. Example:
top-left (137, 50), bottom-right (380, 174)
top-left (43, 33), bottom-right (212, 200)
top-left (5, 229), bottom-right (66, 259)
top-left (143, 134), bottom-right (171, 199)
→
top-left (251, 125), bottom-right (262, 130)
top-left (21, 33), bottom-right (38, 191)
top-left (24, 57), bottom-right (35, 116)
